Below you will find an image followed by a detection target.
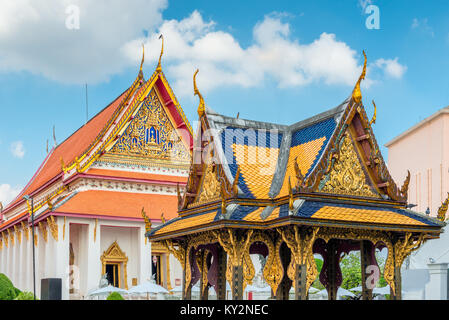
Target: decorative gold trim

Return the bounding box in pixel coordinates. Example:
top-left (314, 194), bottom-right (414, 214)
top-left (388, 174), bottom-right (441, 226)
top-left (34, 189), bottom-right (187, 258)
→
top-left (21, 221), bottom-right (29, 241)
top-left (38, 222), bottom-right (48, 243)
top-left (7, 228), bottom-right (14, 247)
top-left (370, 100), bottom-right (377, 125)
top-left (47, 216), bottom-right (58, 241)
top-left (100, 241), bottom-right (129, 289)
top-left (352, 50), bottom-right (367, 104)
top-left (193, 69), bottom-right (205, 117)
top-left (156, 35), bottom-right (164, 74)
top-left (14, 225), bottom-right (22, 245)
top-left (437, 193), bottom-right (449, 221)
top-left (2, 232), bottom-right (8, 248)
top-left (94, 218), bottom-right (98, 242)
top-left (141, 207), bottom-right (152, 233)
top-left (278, 226), bottom-right (319, 293)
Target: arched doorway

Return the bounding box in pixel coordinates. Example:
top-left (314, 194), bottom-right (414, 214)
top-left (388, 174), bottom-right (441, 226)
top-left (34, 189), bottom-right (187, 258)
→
top-left (100, 241), bottom-right (129, 289)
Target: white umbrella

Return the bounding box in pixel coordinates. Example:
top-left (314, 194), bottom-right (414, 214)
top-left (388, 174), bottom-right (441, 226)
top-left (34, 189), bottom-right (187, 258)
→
top-left (87, 285), bottom-right (128, 297)
top-left (128, 281), bottom-right (169, 294)
top-left (318, 287), bottom-right (356, 298)
top-left (245, 284), bottom-right (271, 293)
top-left (170, 283), bottom-right (201, 293)
top-left (349, 285), bottom-right (390, 295)
top-left (373, 286), bottom-right (390, 295)
top-left (349, 286), bottom-right (363, 292)
top-left (287, 286), bottom-right (320, 294)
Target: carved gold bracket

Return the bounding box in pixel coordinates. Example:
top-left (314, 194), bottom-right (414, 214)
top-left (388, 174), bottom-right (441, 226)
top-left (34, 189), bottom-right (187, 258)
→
top-left (21, 221), bottom-right (30, 241)
top-left (7, 228), bottom-right (14, 247)
top-left (14, 225), bottom-right (22, 245)
top-left (278, 226), bottom-right (319, 293)
top-left (47, 216), bottom-right (58, 241)
top-left (38, 222), bottom-right (48, 243)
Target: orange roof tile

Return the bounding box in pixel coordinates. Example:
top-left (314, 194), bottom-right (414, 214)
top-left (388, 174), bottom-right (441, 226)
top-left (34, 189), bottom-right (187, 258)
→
top-left (232, 144), bottom-right (279, 198)
top-left (153, 211), bottom-right (217, 235)
top-left (5, 89), bottom-right (130, 211)
top-left (85, 168), bottom-right (188, 184)
top-left (56, 190), bottom-right (178, 220)
top-left (311, 206), bottom-right (426, 226)
top-left (0, 211), bottom-right (27, 231)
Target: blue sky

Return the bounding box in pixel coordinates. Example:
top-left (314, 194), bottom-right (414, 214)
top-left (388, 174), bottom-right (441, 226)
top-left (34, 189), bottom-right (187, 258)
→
top-left (0, 0), bottom-right (448, 204)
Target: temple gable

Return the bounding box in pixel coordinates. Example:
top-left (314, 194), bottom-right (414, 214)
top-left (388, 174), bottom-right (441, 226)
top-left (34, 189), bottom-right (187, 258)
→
top-left (318, 132), bottom-right (381, 199)
top-left (105, 89), bottom-right (190, 166)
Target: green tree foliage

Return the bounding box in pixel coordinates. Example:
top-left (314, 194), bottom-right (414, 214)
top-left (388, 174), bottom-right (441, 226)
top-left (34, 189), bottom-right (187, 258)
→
top-left (14, 291), bottom-right (37, 300)
top-left (106, 292), bottom-right (125, 300)
top-left (0, 273), bottom-right (20, 300)
top-left (312, 250), bottom-right (388, 291)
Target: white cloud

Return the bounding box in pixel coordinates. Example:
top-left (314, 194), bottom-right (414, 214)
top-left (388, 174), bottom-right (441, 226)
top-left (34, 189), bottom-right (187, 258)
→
top-left (123, 12), bottom-right (405, 96)
top-left (374, 58), bottom-right (407, 78)
top-left (411, 18), bottom-right (434, 37)
top-left (0, 184), bottom-right (22, 207)
top-left (0, 0), bottom-right (167, 84)
top-left (10, 141), bottom-right (25, 159)
top-left (0, 3), bottom-right (406, 94)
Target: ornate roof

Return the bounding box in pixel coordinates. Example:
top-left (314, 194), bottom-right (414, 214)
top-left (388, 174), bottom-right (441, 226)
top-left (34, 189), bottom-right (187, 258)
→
top-left (1, 44), bottom-right (193, 230)
top-left (148, 53), bottom-right (445, 240)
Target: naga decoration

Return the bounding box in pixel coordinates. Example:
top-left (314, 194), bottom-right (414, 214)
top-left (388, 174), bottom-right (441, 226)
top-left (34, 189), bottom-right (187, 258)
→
top-left (400, 170), bottom-right (411, 200)
top-left (193, 69), bottom-right (205, 117)
top-left (370, 100), bottom-right (377, 125)
top-left (278, 226), bottom-right (319, 293)
top-left (156, 34), bottom-right (164, 74)
top-left (195, 248), bottom-right (210, 294)
top-left (393, 233), bottom-right (426, 270)
top-left (352, 50), bottom-right (367, 105)
top-left (293, 157), bottom-right (305, 189)
top-left (141, 207), bottom-right (152, 233)
top-left (288, 177), bottom-right (294, 211)
top-left (139, 43), bottom-right (145, 78)
top-left (437, 193), bottom-right (449, 221)
top-left (47, 216), bottom-right (58, 241)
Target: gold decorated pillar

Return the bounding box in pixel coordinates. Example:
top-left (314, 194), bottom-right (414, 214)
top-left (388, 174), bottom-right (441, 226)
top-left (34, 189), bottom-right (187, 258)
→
top-left (278, 226), bottom-right (319, 300)
top-left (389, 233), bottom-right (425, 300)
top-left (214, 229), bottom-right (253, 300)
top-left (215, 246), bottom-right (227, 300)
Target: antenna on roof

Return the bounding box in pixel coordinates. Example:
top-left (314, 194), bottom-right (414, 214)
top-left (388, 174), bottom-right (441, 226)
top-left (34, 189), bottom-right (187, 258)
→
top-left (85, 83), bottom-right (89, 124)
top-left (53, 125), bottom-right (57, 147)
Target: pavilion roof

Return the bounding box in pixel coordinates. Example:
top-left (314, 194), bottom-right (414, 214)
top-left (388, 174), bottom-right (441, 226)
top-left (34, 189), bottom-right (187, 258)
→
top-left (148, 199), bottom-right (443, 240)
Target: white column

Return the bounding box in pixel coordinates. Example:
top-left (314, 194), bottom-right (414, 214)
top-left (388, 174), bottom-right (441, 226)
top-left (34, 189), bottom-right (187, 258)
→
top-left (426, 263), bottom-right (448, 300)
top-left (51, 216), bottom-right (70, 300)
top-left (85, 220), bottom-right (102, 296)
top-left (17, 230), bottom-right (23, 290)
top-left (138, 226), bottom-right (151, 284)
top-left (10, 233), bottom-right (16, 283)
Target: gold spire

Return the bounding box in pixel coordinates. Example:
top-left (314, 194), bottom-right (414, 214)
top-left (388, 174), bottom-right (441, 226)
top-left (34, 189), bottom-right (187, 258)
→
top-left (156, 34), bottom-right (164, 73)
top-left (193, 69), bottom-right (205, 117)
top-left (139, 43), bottom-right (145, 77)
top-left (370, 100), bottom-right (377, 125)
top-left (288, 176), bottom-right (294, 211)
top-left (437, 193), bottom-right (449, 221)
top-left (161, 212), bottom-right (166, 224)
top-left (352, 50), bottom-right (367, 105)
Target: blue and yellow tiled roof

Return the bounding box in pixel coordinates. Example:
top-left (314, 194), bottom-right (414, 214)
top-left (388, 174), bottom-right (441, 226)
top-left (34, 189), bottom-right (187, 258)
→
top-left (148, 200), bottom-right (440, 237)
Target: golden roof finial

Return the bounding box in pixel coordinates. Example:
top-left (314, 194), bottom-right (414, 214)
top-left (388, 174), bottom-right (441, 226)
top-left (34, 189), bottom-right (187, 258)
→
top-left (156, 34), bottom-right (164, 74)
top-left (139, 43), bottom-right (145, 77)
top-left (161, 212), bottom-right (166, 224)
top-left (437, 193), bottom-right (449, 221)
top-left (193, 69), bottom-right (205, 117)
top-left (352, 50), bottom-right (367, 105)
top-left (0, 201), bottom-right (3, 213)
top-left (288, 176), bottom-right (294, 211)
top-left (370, 100), bottom-right (377, 125)
top-left (141, 207), bottom-right (152, 232)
